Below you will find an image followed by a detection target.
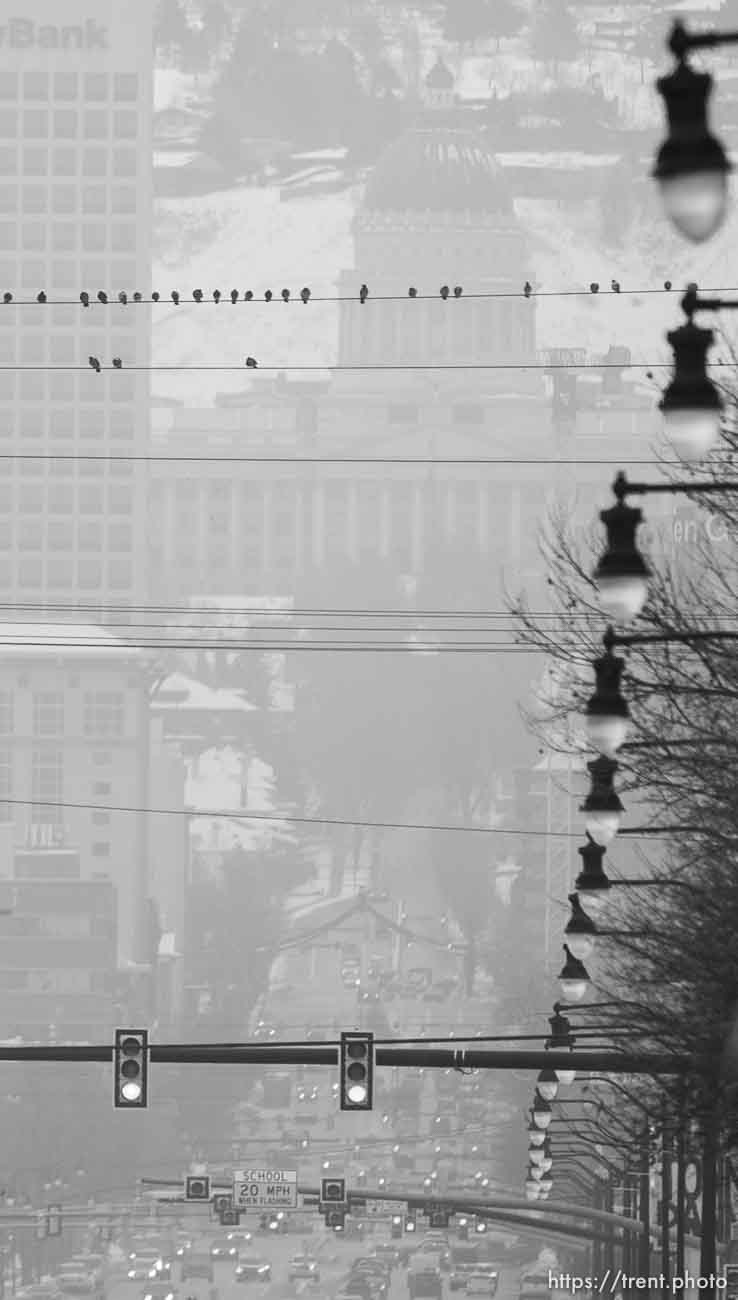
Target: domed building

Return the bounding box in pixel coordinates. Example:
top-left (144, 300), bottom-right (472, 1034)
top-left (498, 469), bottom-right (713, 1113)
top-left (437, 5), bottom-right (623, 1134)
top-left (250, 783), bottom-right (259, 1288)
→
top-left (336, 58), bottom-right (538, 383)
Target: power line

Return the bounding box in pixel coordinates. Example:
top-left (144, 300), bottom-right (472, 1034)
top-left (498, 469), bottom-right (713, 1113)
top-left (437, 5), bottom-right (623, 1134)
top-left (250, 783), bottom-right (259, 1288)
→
top-left (0, 361), bottom-right (678, 371)
top-left (0, 281), bottom-right (726, 306)
top-left (0, 455), bottom-right (683, 465)
top-left (0, 797), bottom-right (669, 840)
top-left (0, 636), bottom-right (537, 652)
top-left (0, 600), bottom-right (736, 620)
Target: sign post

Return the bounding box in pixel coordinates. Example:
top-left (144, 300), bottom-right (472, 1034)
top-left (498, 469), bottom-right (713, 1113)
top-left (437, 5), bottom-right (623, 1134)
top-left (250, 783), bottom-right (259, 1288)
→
top-left (232, 1169), bottom-right (298, 1213)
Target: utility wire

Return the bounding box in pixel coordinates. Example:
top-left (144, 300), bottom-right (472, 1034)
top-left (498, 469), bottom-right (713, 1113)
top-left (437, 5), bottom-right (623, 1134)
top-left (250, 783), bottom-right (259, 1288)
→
top-left (0, 361), bottom-right (679, 371)
top-left (0, 281), bottom-right (725, 305)
top-left (0, 455), bottom-right (685, 465)
top-left (1, 601), bottom-right (736, 620)
top-left (0, 797), bottom-right (671, 840)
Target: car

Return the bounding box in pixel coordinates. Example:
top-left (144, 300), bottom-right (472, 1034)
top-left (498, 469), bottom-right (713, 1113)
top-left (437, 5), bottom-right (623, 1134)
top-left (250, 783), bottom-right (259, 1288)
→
top-left (339, 1280), bottom-right (373, 1300)
top-left (234, 1255), bottom-right (271, 1284)
top-left (465, 1272), bottom-right (499, 1296)
top-left (140, 1285), bottom-right (177, 1300)
top-left (126, 1256), bottom-right (169, 1283)
top-left (288, 1256), bottom-right (320, 1282)
top-left (225, 1231), bottom-right (252, 1249)
top-left (373, 1244), bottom-right (400, 1268)
top-left (180, 1252), bottom-right (214, 1284)
top-left (210, 1238), bottom-right (238, 1261)
top-left (56, 1275), bottom-right (99, 1298)
top-left (407, 1268), bottom-right (443, 1300)
top-left (349, 1265), bottom-right (389, 1296)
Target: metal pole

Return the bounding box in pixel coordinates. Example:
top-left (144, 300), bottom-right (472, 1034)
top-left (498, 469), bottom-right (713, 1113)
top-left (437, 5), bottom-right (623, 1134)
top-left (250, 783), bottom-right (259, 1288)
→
top-left (639, 1125), bottom-right (651, 1278)
top-left (661, 1105), bottom-right (672, 1300)
top-left (700, 1106), bottom-right (719, 1300)
top-left (675, 1097), bottom-right (686, 1277)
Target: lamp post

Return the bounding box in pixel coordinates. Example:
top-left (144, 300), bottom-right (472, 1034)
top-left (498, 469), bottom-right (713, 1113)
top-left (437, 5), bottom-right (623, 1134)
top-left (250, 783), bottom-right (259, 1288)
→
top-left (654, 21), bottom-right (737, 244)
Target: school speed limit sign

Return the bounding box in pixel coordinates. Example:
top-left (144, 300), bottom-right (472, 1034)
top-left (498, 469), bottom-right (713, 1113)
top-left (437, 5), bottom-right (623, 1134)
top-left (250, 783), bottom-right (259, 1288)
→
top-left (232, 1169), bottom-right (298, 1210)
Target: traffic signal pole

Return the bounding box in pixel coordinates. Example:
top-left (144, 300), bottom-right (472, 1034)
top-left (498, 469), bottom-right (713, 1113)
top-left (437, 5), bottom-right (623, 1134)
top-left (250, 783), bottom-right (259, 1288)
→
top-left (0, 1042), bottom-right (693, 1074)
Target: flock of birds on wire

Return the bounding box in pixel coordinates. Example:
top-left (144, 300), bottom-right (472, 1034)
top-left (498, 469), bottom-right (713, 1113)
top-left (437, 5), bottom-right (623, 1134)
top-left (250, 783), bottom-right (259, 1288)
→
top-left (0, 279), bottom-right (681, 373)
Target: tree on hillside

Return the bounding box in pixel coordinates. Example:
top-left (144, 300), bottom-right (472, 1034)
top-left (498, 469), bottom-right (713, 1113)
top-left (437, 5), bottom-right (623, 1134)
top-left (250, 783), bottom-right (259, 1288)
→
top-left (443, 0), bottom-right (523, 51)
top-left (530, 0), bottom-right (579, 72)
top-left (154, 0), bottom-right (190, 59)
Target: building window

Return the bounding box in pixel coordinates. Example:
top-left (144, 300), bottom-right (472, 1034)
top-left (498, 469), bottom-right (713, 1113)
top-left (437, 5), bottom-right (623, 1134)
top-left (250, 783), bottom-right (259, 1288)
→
top-left (83, 691), bottom-right (124, 739)
top-left (114, 74), bottom-right (138, 102)
top-left (32, 692), bottom-right (64, 737)
top-left (31, 749), bottom-right (63, 825)
top-left (92, 810), bottom-right (110, 826)
top-left (92, 842), bottom-right (110, 858)
top-left (0, 696), bottom-right (11, 738)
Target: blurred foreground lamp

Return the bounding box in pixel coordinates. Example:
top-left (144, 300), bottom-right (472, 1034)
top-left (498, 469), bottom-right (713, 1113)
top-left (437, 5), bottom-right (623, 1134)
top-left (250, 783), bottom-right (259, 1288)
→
top-left (659, 314), bottom-right (723, 460)
top-left (585, 646), bottom-right (630, 755)
top-left (558, 944), bottom-right (590, 1002)
top-left (654, 37), bottom-right (731, 244)
top-left (564, 893), bottom-right (598, 962)
top-left (525, 1178), bottom-right (541, 1201)
top-left (538, 1177), bottom-right (553, 1195)
top-left (593, 497), bottom-right (650, 624)
top-left (574, 835), bottom-right (612, 918)
top-left (580, 756), bottom-right (623, 846)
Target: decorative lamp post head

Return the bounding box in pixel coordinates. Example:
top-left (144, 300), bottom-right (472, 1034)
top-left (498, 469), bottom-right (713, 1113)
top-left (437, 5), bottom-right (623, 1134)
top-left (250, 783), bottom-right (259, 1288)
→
top-left (564, 892), bottom-right (598, 963)
top-left (528, 1120), bottom-right (546, 1147)
top-left (585, 649), bottom-right (630, 755)
top-left (580, 755), bottom-right (624, 846)
top-left (558, 944), bottom-right (590, 1002)
top-left (530, 1137), bottom-right (552, 1167)
top-left (593, 498), bottom-right (650, 624)
top-left (536, 1066), bottom-right (559, 1102)
top-left (546, 1009), bottom-right (574, 1049)
top-left (532, 1090), bottom-right (553, 1129)
top-left (653, 54), bottom-right (731, 245)
top-left (538, 1176), bottom-right (553, 1195)
top-left (574, 835), bottom-right (612, 918)
top-left (659, 316), bottom-right (723, 460)
top-left (524, 1178), bottom-right (541, 1200)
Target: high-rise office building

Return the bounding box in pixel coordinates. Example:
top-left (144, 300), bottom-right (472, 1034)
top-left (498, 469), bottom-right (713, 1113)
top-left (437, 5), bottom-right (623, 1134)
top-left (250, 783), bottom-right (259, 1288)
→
top-left (0, 0), bottom-right (153, 610)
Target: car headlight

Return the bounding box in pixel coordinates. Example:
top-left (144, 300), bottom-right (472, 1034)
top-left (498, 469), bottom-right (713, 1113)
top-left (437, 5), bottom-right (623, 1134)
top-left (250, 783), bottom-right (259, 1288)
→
top-left (127, 1271), bottom-right (135, 1279)
top-left (230, 1249), bottom-right (236, 1255)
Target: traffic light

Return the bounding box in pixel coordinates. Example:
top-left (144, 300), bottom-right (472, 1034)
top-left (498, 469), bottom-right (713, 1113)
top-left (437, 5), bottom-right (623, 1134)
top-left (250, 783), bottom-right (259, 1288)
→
top-left (212, 1195), bottom-right (231, 1216)
top-left (113, 1029), bottom-right (148, 1108)
top-left (476, 1220), bottom-right (487, 1234)
top-left (325, 1209), bottom-right (345, 1230)
top-left (46, 1206), bottom-right (62, 1238)
top-left (321, 1177), bottom-right (346, 1205)
top-left (391, 1216), bottom-right (402, 1239)
top-left (220, 1209), bottom-right (239, 1227)
top-left (184, 1175), bottom-right (211, 1201)
top-left (405, 1216), bottom-right (416, 1234)
top-left (458, 1218), bottom-right (469, 1241)
top-left (339, 1031), bottom-right (374, 1110)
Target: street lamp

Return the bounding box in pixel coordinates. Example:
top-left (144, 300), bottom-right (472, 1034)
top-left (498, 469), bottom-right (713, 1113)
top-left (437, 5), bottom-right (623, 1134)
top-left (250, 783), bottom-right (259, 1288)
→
top-left (545, 1009), bottom-right (577, 1086)
top-left (532, 1091), bottom-right (553, 1129)
top-left (536, 1067), bottom-right (559, 1102)
top-left (564, 893), bottom-right (598, 963)
top-left (574, 837), bottom-right (612, 918)
top-left (593, 496), bottom-right (650, 624)
top-left (585, 646), bottom-right (630, 756)
top-left (524, 1178), bottom-right (541, 1201)
top-left (653, 22), bottom-right (732, 244)
top-left (580, 756), bottom-right (623, 846)
top-left (558, 945), bottom-right (590, 1002)
top-left (660, 313), bottom-right (723, 460)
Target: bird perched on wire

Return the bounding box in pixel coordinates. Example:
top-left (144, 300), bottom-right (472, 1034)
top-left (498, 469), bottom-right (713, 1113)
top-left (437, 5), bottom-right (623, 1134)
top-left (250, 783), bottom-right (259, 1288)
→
top-left (245, 356), bottom-right (258, 368)
top-left (244, 290), bottom-right (254, 301)
top-left (213, 290), bottom-right (221, 304)
top-left (281, 289), bottom-right (290, 303)
top-left (611, 280), bottom-right (620, 293)
top-left (453, 286), bottom-right (463, 298)
top-left (664, 281), bottom-right (672, 291)
top-left (359, 284), bottom-right (368, 304)
top-left (524, 281), bottom-right (532, 298)
top-left (171, 290), bottom-right (180, 305)
top-left (133, 292), bottom-right (142, 303)
top-left (118, 290), bottom-right (128, 305)
top-left (97, 290), bottom-right (108, 304)
top-left (80, 292), bottom-right (89, 308)
top-left (88, 356), bottom-right (101, 373)
top-left (300, 288), bottom-right (310, 304)
top-left (264, 290), bottom-right (273, 302)
top-left (440, 285), bottom-right (449, 300)
top-left (230, 290), bottom-right (239, 304)
top-left (2, 293), bottom-right (11, 304)
top-left (36, 291), bottom-right (46, 303)
top-left (589, 282), bottom-right (599, 293)
top-left (408, 286), bottom-right (417, 298)
top-left (112, 358), bottom-right (122, 369)
top-left (193, 289), bottom-right (203, 302)
top-left (152, 291), bottom-right (160, 302)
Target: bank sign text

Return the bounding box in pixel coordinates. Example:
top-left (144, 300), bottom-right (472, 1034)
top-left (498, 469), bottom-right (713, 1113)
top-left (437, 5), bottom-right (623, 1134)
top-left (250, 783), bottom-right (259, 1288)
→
top-left (0, 19), bottom-right (108, 49)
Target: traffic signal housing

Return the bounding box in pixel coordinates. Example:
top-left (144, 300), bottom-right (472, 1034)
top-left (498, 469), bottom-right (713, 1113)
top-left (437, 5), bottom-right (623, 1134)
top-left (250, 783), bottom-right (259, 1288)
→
top-left (325, 1209), bottom-right (345, 1230)
top-left (339, 1031), bottom-right (374, 1110)
top-left (113, 1029), bottom-right (148, 1108)
top-left (184, 1175), bottom-right (211, 1201)
top-left (391, 1216), bottom-right (402, 1239)
top-left (405, 1216), bottom-right (416, 1234)
top-left (321, 1177), bottom-right (346, 1205)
